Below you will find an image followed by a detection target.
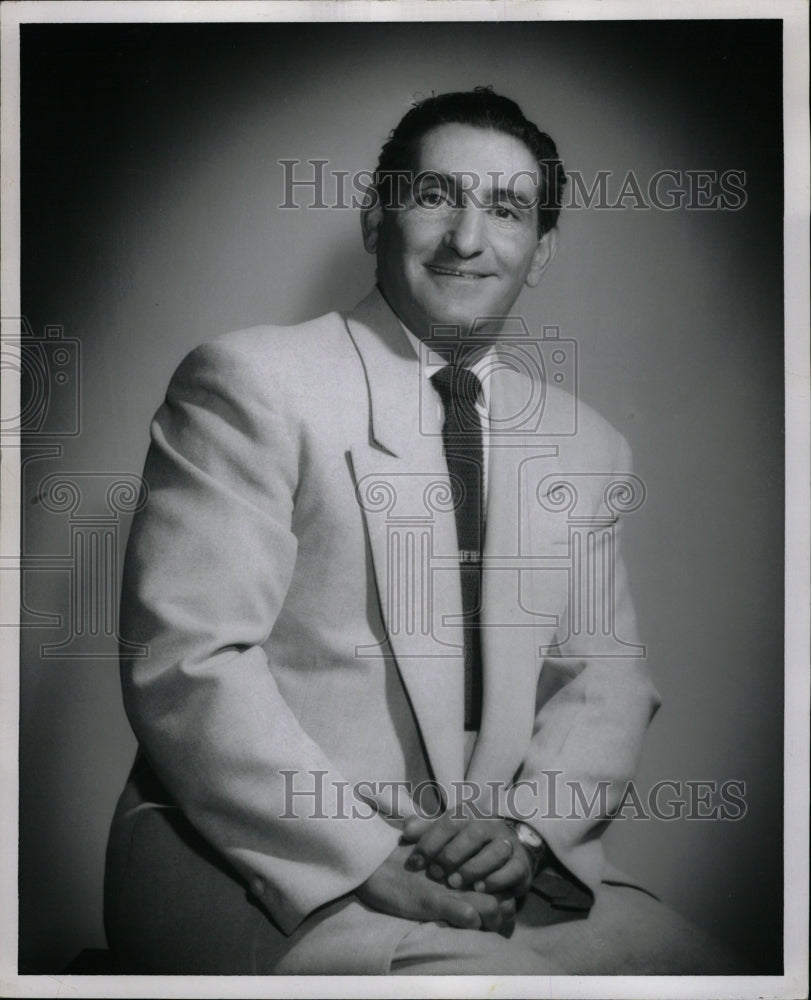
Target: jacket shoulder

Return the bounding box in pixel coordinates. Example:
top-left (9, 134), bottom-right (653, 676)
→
top-left (189, 310), bottom-right (348, 368)
top-left (541, 383), bottom-right (632, 470)
top-left (168, 311), bottom-right (355, 400)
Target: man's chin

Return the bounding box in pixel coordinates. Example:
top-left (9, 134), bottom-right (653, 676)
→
top-left (423, 311), bottom-right (503, 343)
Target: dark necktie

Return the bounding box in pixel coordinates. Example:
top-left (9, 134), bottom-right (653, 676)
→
top-left (430, 365), bottom-right (484, 731)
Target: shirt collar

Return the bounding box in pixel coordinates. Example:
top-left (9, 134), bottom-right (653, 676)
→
top-left (398, 321), bottom-right (494, 412)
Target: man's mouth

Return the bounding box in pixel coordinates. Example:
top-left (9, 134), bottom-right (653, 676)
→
top-left (425, 264), bottom-right (491, 280)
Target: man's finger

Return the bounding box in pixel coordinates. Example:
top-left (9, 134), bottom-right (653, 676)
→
top-left (434, 823), bottom-right (492, 876)
top-left (426, 876), bottom-right (505, 934)
top-left (462, 889), bottom-right (502, 934)
top-left (446, 836), bottom-right (515, 887)
top-left (435, 894), bottom-right (482, 930)
top-left (405, 817), bottom-right (458, 872)
top-left (401, 814), bottom-right (433, 843)
top-left (481, 855), bottom-right (532, 894)
top-left (497, 896), bottom-right (517, 939)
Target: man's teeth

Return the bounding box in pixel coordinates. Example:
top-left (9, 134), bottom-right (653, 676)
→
top-left (430, 266), bottom-right (483, 277)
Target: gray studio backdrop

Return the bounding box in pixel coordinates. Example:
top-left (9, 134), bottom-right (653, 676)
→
top-left (19, 21), bottom-right (783, 972)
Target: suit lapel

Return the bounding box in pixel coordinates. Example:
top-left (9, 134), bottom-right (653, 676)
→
top-left (346, 289), bottom-right (465, 791)
top-left (345, 293), bottom-right (571, 795)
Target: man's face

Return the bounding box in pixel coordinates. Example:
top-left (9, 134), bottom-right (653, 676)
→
top-left (363, 123), bottom-right (558, 346)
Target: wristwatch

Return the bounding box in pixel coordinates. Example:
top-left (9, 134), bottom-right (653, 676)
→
top-left (506, 819), bottom-right (547, 876)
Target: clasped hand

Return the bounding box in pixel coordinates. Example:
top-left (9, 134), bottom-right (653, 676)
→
top-left (402, 812), bottom-right (533, 897)
top-left (356, 814), bottom-right (533, 939)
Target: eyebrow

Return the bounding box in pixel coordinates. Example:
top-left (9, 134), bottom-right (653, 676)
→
top-left (416, 171), bottom-right (539, 209)
top-left (490, 186), bottom-right (537, 209)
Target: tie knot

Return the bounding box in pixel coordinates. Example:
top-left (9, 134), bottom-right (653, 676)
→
top-left (431, 365), bottom-right (482, 408)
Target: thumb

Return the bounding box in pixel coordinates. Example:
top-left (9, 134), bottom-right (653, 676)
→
top-left (433, 891), bottom-right (482, 930)
top-left (402, 814), bottom-right (432, 842)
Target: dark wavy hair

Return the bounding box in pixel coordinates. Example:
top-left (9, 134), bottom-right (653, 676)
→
top-left (375, 87), bottom-right (566, 236)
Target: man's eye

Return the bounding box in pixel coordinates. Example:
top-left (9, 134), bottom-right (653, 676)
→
top-left (492, 204), bottom-right (518, 220)
top-left (415, 188), bottom-right (448, 208)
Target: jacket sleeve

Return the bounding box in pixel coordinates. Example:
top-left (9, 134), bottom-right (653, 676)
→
top-left (119, 338), bottom-right (400, 935)
top-left (503, 430), bottom-right (661, 900)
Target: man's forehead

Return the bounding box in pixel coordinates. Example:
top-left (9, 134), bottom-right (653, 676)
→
top-left (412, 123), bottom-right (540, 194)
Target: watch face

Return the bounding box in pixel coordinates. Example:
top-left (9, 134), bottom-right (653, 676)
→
top-left (517, 823), bottom-right (544, 851)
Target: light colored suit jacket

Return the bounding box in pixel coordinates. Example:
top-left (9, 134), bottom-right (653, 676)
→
top-left (110, 287), bottom-right (660, 971)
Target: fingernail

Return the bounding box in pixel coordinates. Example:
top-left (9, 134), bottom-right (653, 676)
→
top-left (406, 853), bottom-right (425, 871)
top-left (447, 873), bottom-right (463, 889)
top-left (428, 863), bottom-right (444, 880)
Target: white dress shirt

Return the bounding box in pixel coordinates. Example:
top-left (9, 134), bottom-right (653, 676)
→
top-left (399, 323), bottom-right (494, 503)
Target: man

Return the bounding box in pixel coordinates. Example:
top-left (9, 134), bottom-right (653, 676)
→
top-left (105, 88), bottom-right (737, 975)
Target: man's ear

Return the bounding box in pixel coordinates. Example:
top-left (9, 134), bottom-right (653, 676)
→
top-left (525, 227), bottom-right (559, 288)
top-left (361, 199), bottom-right (384, 254)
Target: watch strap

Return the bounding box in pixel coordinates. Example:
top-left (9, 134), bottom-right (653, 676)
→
top-left (505, 819), bottom-right (547, 876)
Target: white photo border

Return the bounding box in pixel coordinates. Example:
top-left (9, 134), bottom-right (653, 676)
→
top-left (1, 2), bottom-right (808, 998)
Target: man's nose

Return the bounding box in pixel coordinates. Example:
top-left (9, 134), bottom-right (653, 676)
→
top-left (442, 207), bottom-right (485, 257)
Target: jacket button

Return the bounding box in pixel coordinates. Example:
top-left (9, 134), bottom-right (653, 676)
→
top-left (251, 877), bottom-right (265, 896)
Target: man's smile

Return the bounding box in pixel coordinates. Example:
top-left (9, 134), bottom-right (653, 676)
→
top-left (425, 263), bottom-right (492, 279)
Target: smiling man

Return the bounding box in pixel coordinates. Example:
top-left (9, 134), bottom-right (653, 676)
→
top-left (365, 119), bottom-right (558, 351)
top-left (104, 88), bottom-right (739, 975)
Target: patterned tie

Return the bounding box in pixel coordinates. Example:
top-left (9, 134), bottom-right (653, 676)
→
top-left (430, 365), bottom-right (484, 731)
